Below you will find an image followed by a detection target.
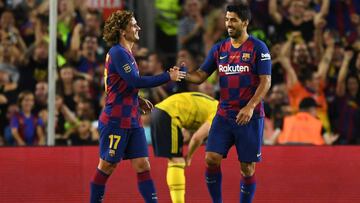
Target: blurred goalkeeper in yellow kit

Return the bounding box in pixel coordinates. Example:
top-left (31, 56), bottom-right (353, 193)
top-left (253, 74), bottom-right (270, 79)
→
top-left (150, 86), bottom-right (218, 203)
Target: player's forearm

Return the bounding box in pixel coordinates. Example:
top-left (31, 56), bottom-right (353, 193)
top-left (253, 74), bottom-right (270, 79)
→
top-left (246, 75), bottom-right (271, 108)
top-left (185, 70), bottom-right (208, 84)
top-left (188, 122), bottom-right (210, 158)
top-left (317, 45), bottom-right (334, 80)
top-left (187, 138), bottom-right (202, 159)
top-left (132, 72), bottom-right (170, 88)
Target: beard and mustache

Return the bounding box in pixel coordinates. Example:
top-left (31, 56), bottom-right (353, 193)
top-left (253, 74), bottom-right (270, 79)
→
top-left (227, 26), bottom-right (242, 38)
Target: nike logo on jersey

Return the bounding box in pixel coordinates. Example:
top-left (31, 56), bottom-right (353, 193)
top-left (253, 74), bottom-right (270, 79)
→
top-left (219, 64), bottom-right (249, 75)
top-left (257, 153), bottom-right (261, 157)
top-left (261, 53), bottom-right (271, 61)
top-left (219, 55), bottom-right (228, 59)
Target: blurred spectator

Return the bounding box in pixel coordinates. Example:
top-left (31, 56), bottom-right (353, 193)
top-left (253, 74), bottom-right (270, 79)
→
top-left (353, 52), bottom-right (360, 80)
top-left (57, 0), bottom-right (76, 45)
top-left (332, 50), bottom-right (360, 144)
top-left (72, 76), bottom-right (91, 104)
top-left (277, 97), bottom-right (338, 145)
top-left (33, 81), bottom-right (48, 114)
top-left (69, 32), bottom-right (101, 78)
top-left (155, 0), bottom-right (181, 58)
top-left (144, 52), bottom-right (178, 104)
top-left (204, 6), bottom-right (226, 54)
top-left (3, 103), bottom-right (19, 145)
top-left (279, 31), bottom-right (334, 131)
top-left (263, 83), bottom-right (291, 145)
top-left (66, 120), bottom-right (98, 145)
top-left (326, 0), bottom-right (360, 46)
top-left (70, 9), bottom-right (106, 60)
top-left (178, 0), bottom-right (204, 54)
top-left (0, 68), bottom-right (18, 141)
top-left (54, 95), bottom-right (78, 145)
top-left (18, 39), bottom-right (48, 91)
top-left (56, 64), bottom-right (76, 110)
top-left (75, 98), bottom-right (96, 121)
top-left (269, 0), bottom-right (329, 42)
top-left (176, 48), bottom-right (201, 92)
top-left (10, 91), bottom-right (45, 146)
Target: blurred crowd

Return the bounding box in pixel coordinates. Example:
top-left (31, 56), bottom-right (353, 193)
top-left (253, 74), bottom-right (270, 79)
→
top-left (0, 0), bottom-right (359, 146)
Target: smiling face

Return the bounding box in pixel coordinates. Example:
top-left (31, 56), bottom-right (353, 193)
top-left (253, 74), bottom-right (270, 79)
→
top-left (122, 17), bottom-right (141, 43)
top-left (225, 11), bottom-right (247, 39)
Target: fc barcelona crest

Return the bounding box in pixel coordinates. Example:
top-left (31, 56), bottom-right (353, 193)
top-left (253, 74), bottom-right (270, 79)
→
top-left (109, 149), bottom-right (116, 157)
top-left (242, 53), bottom-right (251, 62)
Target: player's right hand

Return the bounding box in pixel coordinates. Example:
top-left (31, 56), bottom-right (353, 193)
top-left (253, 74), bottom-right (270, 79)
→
top-left (168, 66), bottom-right (186, 81)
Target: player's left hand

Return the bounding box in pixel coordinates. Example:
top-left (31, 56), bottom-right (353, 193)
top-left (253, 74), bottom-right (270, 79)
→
top-left (139, 97), bottom-right (154, 114)
top-left (236, 105), bottom-right (254, 125)
top-left (184, 154), bottom-right (192, 167)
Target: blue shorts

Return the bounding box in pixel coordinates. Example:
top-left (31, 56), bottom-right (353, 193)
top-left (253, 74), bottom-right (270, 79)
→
top-left (206, 115), bottom-right (264, 162)
top-left (98, 122), bottom-right (149, 163)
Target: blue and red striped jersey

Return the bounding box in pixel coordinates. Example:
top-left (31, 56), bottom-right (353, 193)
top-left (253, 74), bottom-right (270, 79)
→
top-left (10, 112), bottom-right (43, 145)
top-left (201, 36), bottom-right (271, 120)
top-left (99, 44), bottom-right (170, 129)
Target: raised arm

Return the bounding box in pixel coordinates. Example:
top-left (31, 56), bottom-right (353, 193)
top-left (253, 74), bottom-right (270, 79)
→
top-left (269, 0), bottom-right (283, 24)
top-left (68, 23), bottom-right (83, 61)
top-left (313, 17), bottom-right (326, 61)
top-left (317, 0), bottom-right (330, 19)
top-left (317, 39), bottom-right (334, 81)
top-left (278, 36), bottom-right (299, 88)
top-left (279, 56), bottom-right (298, 88)
top-left (336, 50), bottom-right (353, 97)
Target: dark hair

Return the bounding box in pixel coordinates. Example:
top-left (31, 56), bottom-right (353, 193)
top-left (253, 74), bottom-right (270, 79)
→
top-left (299, 97), bottom-right (320, 110)
top-left (87, 9), bottom-right (102, 20)
top-left (226, 3), bottom-right (251, 22)
top-left (299, 68), bottom-right (315, 83)
top-left (59, 63), bottom-right (75, 69)
top-left (345, 74), bottom-right (360, 99)
top-left (103, 10), bottom-right (133, 45)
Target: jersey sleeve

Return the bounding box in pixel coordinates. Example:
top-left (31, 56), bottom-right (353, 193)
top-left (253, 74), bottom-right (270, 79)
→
top-left (111, 49), bottom-right (171, 88)
top-left (200, 44), bottom-right (219, 75)
top-left (255, 41), bottom-right (272, 75)
top-left (37, 118), bottom-right (44, 127)
top-left (10, 116), bottom-right (19, 129)
top-left (206, 111), bottom-right (216, 125)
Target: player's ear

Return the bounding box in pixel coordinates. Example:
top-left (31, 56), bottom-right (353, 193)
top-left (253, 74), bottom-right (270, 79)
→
top-left (119, 30), bottom-right (125, 37)
top-left (243, 20), bottom-right (249, 27)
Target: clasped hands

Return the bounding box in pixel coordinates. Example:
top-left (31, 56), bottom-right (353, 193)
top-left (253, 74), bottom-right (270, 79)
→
top-left (168, 66), bottom-right (187, 82)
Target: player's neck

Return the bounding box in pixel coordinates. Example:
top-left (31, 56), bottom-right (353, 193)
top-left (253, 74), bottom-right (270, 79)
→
top-left (230, 32), bottom-right (249, 48)
top-left (119, 39), bottom-right (134, 53)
